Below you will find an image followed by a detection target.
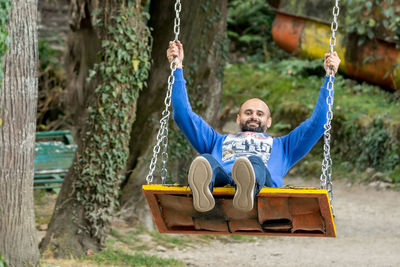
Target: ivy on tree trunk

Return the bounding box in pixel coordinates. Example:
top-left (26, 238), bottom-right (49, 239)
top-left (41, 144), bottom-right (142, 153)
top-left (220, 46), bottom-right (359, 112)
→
top-left (40, 0), bottom-right (151, 257)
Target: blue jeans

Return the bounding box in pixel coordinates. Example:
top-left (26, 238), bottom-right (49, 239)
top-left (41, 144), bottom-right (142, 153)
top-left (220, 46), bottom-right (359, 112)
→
top-left (202, 154), bottom-right (273, 195)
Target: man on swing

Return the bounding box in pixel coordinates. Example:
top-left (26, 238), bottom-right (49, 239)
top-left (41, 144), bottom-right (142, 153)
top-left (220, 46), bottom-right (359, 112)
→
top-left (167, 41), bottom-right (340, 213)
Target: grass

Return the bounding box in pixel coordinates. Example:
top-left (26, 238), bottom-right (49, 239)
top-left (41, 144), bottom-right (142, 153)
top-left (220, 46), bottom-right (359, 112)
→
top-left (109, 228), bottom-right (142, 246)
top-left (85, 247), bottom-right (185, 267)
top-left (34, 190), bottom-right (57, 225)
top-left (149, 232), bottom-right (195, 249)
top-left (39, 222), bottom-right (188, 267)
top-left (37, 218), bottom-right (257, 267)
top-left (41, 249), bottom-right (184, 267)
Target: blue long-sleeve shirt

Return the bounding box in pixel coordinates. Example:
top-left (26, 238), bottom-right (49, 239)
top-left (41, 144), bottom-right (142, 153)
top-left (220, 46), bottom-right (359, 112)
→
top-left (172, 68), bottom-right (333, 187)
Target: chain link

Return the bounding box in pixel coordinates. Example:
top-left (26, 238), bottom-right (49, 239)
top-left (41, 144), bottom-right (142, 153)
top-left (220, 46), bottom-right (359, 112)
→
top-left (174, 1), bottom-right (181, 41)
top-left (146, 0), bottom-right (181, 184)
top-left (320, 0), bottom-right (339, 215)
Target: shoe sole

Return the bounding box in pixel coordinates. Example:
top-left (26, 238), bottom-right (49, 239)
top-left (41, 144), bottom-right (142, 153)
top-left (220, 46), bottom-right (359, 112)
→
top-left (232, 157), bottom-right (255, 212)
top-left (188, 156), bottom-right (215, 212)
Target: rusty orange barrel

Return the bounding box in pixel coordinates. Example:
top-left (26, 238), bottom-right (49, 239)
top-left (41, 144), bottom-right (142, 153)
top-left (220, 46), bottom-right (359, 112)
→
top-left (272, 11), bottom-right (400, 90)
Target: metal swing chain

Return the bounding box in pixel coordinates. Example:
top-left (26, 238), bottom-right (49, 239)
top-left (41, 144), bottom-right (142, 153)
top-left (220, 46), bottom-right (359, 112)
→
top-left (146, 0), bottom-right (182, 184)
top-left (320, 0), bottom-right (339, 212)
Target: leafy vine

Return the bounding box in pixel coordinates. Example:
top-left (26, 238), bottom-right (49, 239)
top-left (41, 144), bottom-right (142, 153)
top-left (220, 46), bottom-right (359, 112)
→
top-left (0, 252), bottom-right (7, 267)
top-left (72, 2), bottom-right (151, 242)
top-left (0, 0), bottom-right (11, 83)
top-left (344, 0), bottom-right (400, 47)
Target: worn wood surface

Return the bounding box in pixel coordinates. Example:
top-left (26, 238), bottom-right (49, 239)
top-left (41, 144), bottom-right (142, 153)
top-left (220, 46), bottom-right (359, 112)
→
top-left (142, 186), bottom-right (336, 237)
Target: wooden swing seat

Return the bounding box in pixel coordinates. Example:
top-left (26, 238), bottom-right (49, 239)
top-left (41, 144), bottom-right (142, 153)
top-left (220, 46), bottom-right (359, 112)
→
top-left (142, 184), bottom-right (336, 237)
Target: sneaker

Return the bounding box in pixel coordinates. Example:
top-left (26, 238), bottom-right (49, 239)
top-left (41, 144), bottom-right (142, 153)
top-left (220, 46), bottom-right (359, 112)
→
top-left (232, 157), bottom-right (256, 212)
top-left (188, 156), bottom-right (215, 212)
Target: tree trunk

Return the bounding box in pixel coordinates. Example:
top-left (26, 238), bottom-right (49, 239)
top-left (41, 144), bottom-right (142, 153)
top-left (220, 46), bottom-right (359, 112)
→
top-left (120, 0), bottom-right (228, 227)
top-left (40, 0), bottom-right (151, 257)
top-left (0, 0), bottom-right (40, 266)
top-left (63, 0), bottom-right (102, 144)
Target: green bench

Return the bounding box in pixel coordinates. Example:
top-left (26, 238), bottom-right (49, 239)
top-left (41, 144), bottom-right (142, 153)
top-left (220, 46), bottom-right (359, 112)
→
top-left (34, 130), bottom-right (77, 189)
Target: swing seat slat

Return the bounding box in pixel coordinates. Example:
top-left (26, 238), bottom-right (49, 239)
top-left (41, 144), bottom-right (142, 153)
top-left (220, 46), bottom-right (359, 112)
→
top-left (142, 184), bottom-right (336, 237)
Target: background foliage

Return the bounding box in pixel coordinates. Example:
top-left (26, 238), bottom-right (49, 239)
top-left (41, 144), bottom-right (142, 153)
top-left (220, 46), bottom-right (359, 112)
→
top-left (0, 253), bottom-right (7, 267)
top-left (0, 0), bottom-right (11, 83)
top-left (37, 39), bottom-right (67, 130)
top-left (344, 0), bottom-right (400, 47)
top-left (227, 0), bottom-right (278, 62)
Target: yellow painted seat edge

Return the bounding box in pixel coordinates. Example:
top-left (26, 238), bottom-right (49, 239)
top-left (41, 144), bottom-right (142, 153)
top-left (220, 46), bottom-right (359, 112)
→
top-left (142, 184), bottom-right (328, 195)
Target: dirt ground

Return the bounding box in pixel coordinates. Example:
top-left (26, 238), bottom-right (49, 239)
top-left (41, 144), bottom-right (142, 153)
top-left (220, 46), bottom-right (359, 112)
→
top-left (152, 177), bottom-right (400, 267)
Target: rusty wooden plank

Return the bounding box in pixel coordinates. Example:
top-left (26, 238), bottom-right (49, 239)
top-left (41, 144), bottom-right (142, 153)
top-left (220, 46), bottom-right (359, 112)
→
top-left (193, 218), bottom-right (229, 232)
top-left (142, 189), bottom-right (169, 233)
top-left (291, 212), bottom-right (325, 234)
top-left (229, 219), bottom-right (263, 233)
top-left (258, 197), bottom-right (291, 226)
top-left (220, 198), bottom-right (257, 220)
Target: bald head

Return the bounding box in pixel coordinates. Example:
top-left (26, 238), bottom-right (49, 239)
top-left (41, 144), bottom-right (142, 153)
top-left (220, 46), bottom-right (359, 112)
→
top-left (237, 98), bottom-right (272, 133)
top-left (239, 98), bottom-right (271, 117)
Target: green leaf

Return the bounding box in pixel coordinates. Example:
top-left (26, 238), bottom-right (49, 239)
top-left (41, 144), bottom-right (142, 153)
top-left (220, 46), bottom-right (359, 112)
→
top-left (368, 18), bottom-right (376, 27)
top-left (102, 40), bottom-right (110, 47)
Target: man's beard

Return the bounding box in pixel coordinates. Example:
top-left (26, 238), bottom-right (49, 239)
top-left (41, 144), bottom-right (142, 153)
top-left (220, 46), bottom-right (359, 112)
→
top-left (240, 120), bottom-right (265, 133)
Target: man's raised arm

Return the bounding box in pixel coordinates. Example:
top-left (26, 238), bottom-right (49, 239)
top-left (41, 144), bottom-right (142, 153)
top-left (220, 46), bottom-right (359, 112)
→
top-left (279, 52), bottom-right (341, 171)
top-left (167, 41), bottom-right (221, 154)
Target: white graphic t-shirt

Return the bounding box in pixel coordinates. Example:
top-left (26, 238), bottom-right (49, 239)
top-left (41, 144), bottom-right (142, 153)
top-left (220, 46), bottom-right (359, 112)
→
top-left (222, 132), bottom-right (273, 167)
